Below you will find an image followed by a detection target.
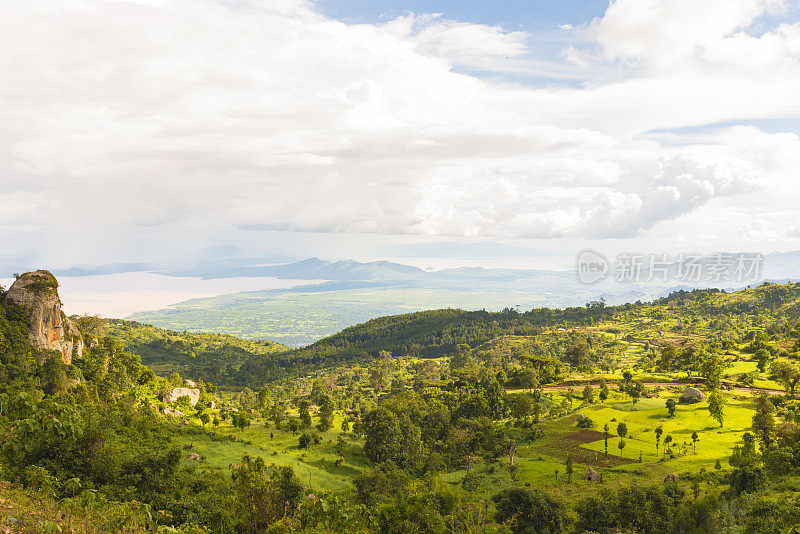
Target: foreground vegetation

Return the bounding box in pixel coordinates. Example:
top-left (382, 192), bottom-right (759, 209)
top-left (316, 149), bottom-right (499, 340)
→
top-left (5, 277), bottom-right (800, 532)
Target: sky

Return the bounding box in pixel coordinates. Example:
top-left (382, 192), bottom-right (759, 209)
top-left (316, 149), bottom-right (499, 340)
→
top-left (3, 0), bottom-right (800, 275)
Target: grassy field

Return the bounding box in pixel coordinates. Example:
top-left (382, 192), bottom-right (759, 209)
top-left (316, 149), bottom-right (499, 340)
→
top-left (173, 385), bottom-right (769, 500)
top-left (440, 387), bottom-right (759, 502)
top-left (173, 412), bottom-right (367, 492)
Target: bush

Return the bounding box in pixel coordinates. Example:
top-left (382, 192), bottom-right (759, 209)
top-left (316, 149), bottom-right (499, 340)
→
top-left (576, 414), bottom-right (595, 428)
top-left (492, 488), bottom-right (567, 534)
top-left (461, 473), bottom-right (481, 492)
top-left (298, 433), bottom-right (315, 449)
top-left (729, 466), bottom-right (765, 495)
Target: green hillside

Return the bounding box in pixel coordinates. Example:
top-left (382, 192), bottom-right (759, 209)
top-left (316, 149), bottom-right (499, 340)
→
top-left (7, 277), bottom-right (800, 533)
top-left (105, 319), bottom-right (289, 386)
top-left (232, 282), bottom-right (800, 390)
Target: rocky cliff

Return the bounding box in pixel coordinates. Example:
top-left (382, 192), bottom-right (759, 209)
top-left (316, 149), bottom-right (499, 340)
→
top-left (4, 270), bottom-right (83, 364)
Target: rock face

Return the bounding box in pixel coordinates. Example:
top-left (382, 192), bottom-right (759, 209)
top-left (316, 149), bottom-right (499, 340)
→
top-left (164, 387), bottom-right (200, 406)
top-left (4, 270), bottom-right (83, 364)
top-left (679, 387), bottom-right (705, 403)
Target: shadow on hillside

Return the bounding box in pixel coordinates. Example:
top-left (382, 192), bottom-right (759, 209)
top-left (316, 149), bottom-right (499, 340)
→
top-left (307, 458), bottom-right (361, 477)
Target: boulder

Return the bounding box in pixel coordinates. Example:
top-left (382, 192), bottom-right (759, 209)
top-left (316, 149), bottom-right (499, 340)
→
top-left (208, 401), bottom-right (216, 409)
top-left (163, 406), bottom-right (185, 417)
top-left (679, 387), bottom-right (705, 403)
top-left (164, 387), bottom-right (200, 406)
top-left (664, 473), bottom-right (680, 482)
top-left (186, 452), bottom-right (201, 461)
top-left (4, 270), bottom-right (83, 364)
top-left (584, 467), bottom-right (601, 481)
top-left (184, 379), bottom-right (196, 388)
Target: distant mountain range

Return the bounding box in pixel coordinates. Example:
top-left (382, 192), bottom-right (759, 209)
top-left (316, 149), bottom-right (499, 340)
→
top-left (161, 257), bottom-right (562, 284)
top-left (34, 248), bottom-right (800, 286)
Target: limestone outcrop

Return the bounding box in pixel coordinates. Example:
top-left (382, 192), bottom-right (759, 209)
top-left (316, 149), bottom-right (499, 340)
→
top-left (4, 270), bottom-right (83, 364)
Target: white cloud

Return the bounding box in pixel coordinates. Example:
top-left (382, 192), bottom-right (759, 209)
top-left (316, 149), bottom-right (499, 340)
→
top-left (1, 0), bottom-right (799, 269)
top-left (591, 0), bottom-right (785, 69)
top-left (387, 13), bottom-right (529, 70)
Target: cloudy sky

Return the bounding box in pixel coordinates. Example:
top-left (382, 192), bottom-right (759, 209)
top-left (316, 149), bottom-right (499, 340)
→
top-left (3, 0), bottom-right (800, 273)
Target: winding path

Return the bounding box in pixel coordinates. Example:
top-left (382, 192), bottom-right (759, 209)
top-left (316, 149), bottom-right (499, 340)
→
top-left (507, 381), bottom-right (787, 396)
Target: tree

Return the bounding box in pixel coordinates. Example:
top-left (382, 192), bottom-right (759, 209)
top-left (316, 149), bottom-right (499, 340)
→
top-left (618, 438), bottom-right (626, 458)
top-left (287, 417), bottom-right (301, 435)
top-left (626, 380), bottom-right (644, 410)
top-left (604, 423), bottom-right (609, 457)
top-left (771, 361), bottom-right (800, 397)
top-left (257, 387), bottom-right (271, 411)
top-left (233, 456), bottom-right (304, 533)
top-left (729, 466), bottom-right (764, 495)
top-left (169, 372), bottom-right (182, 387)
top-left (582, 384), bottom-right (594, 404)
top-left (450, 344), bottom-right (474, 370)
top-left (565, 455), bottom-right (573, 483)
top-left (298, 399), bottom-right (312, 427)
top-left (74, 314), bottom-right (106, 337)
top-left (233, 412), bottom-right (251, 430)
top-left (617, 422), bottom-right (628, 439)
top-left (509, 394), bottom-right (533, 419)
top-left (272, 404), bottom-right (285, 429)
top-left (362, 407), bottom-right (402, 464)
top-left (42, 355), bottom-right (66, 396)
top-left (751, 393), bottom-right (776, 450)
top-left (663, 435), bottom-right (673, 457)
top-left (691, 431), bottom-right (699, 454)
top-left (599, 378), bottom-right (609, 403)
top-left (200, 412), bottom-right (210, 427)
top-left (238, 388), bottom-right (257, 412)
top-left (566, 388), bottom-right (574, 407)
top-left (754, 348), bottom-right (770, 373)
top-left (708, 390), bottom-right (725, 428)
top-left (700, 351), bottom-right (725, 389)
top-left (659, 345), bottom-right (678, 371)
top-left (655, 426), bottom-right (663, 455)
top-left (316, 393), bottom-right (335, 432)
top-left (621, 370), bottom-right (633, 393)
top-left (665, 398), bottom-right (677, 418)
top-left (492, 488), bottom-right (567, 534)
top-left (298, 433), bottom-right (314, 449)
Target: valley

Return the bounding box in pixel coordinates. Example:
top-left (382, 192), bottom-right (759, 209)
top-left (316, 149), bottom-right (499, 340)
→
top-left (4, 271), bottom-right (800, 532)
